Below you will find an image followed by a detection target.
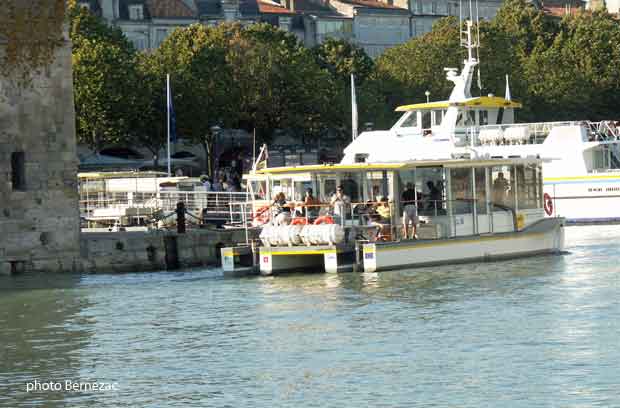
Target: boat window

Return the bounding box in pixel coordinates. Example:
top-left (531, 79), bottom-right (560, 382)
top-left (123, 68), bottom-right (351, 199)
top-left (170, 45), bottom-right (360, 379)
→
top-left (475, 167), bottom-right (487, 215)
top-left (465, 110), bottom-right (476, 126)
top-left (340, 172), bottom-right (362, 203)
top-left (479, 110), bottom-right (489, 126)
top-left (456, 112), bottom-right (464, 127)
top-left (450, 168), bottom-right (473, 215)
top-left (320, 178), bottom-right (337, 202)
top-left (400, 112), bottom-right (418, 128)
top-left (422, 111), bottom-right (431, 129)
top-left (496, 108), bottom-right (504, 124)
top-left (491, 166), bottom-right (515, 210)
top-left (591, 145), bottom-right (620, 171)
top-left (366, 171), bottom-right (392, 201)
top-left (271, 178), bottom-right (293, 200)
top-left (250, 180), bottom-right (267, 199)
top-left (416, 167), bottom-right (445, 216)
top-left (516, 164), bottom-right (541, 210)
top-left (294, 181), bottom-right (313, 201)
top-left (432, 110), bottom-right (443, 126)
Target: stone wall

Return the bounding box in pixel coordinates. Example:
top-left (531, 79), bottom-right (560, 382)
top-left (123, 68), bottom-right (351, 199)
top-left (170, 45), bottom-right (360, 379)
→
top-left (0, 27), bottom-right (81, 275)
top-left (79, 229), bottom-right (250, 274)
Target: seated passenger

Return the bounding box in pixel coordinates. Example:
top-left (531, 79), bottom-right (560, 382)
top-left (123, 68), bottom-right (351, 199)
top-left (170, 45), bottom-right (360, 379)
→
top-left (376, 197), bottom-right (391, 222)
top-left (272, 192), bottom-right (291, 226)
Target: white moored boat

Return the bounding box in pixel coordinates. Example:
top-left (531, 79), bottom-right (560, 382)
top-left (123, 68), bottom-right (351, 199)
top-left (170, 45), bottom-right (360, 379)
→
top-left (342, 20), bottom-right (620, 224)
top-left (220, 13), bottom-right (566, 275)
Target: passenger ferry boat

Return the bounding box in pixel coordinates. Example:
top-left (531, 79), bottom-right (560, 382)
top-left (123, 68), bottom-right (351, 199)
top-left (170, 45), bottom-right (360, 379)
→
top-left (220, 17), bottom-right (566, 275)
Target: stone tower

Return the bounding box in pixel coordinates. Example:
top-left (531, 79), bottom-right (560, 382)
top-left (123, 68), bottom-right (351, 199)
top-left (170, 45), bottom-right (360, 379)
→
top-left (0, 19), bottom-right (80, 274)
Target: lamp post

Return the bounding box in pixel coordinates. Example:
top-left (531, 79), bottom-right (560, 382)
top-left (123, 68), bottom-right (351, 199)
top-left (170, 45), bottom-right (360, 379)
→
top-left (209, 125), bottom-right (221, 178)
top-left (425, 90), bottom-right (430, 103)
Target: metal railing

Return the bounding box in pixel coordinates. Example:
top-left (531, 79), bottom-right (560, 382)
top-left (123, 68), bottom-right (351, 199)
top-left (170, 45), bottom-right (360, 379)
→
top-left (471, 120), bottom-right (620, 147)
top-left (227, 198), bottom-right (520, 243)
top-left (79, 190), bottom-right (252, 225)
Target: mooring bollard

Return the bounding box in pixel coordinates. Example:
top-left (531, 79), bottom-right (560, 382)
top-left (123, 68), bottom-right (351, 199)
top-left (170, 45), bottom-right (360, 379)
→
top-left (176, 201), bottom-right (186, 234)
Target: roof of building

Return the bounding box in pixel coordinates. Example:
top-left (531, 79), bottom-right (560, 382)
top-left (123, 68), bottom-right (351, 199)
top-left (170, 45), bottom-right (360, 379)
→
top-left (196, 0), bottom-right (259, 17)
top-left (196, 0), bottom-right (221, 15)
top-left (258, 0), bottom-right (297, 14)
top-left (144, 0), bottom-right (195, 18)
top-left (291, 0), bottom-right (338, 14)
top-left (335, 0), bottom-right (408, 11)
top-left (240, 0), bottom-right (260, 15)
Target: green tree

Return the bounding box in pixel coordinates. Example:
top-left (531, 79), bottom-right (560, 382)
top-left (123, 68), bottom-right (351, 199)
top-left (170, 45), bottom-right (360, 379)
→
top-left (312, 38), bottom-right (374, 84)
top-left (70, 6), bottom-right (142, 151)
top-left (309, 38), bottom-right (377, 141)
top-left (221, 23), bottom-right (334, 142)
top-left (372, 17), bottom-right (462, 126)
top-left (524, 11), bottom-right (620, 121)
top-left (144, 24), bottom-right (233, 175)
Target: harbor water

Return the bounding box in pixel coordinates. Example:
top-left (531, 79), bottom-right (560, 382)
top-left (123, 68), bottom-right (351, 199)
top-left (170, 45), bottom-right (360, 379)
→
top-left (1, 225), bottom-right (618, 407)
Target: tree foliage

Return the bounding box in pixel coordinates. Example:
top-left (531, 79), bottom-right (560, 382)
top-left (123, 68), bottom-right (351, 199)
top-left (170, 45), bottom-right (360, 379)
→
top-left (70, 2), bottom-right (620, 165)
top-left (373, 3), bottom-right (620, 124)
top-left (222, 23), bottom-right (334, 141)
top-left (312, 38), bottom-right (374, 84)
top-left (141, 24), bottom-right (232, 173)
top-left (70, 6), bottom-right (142, 151)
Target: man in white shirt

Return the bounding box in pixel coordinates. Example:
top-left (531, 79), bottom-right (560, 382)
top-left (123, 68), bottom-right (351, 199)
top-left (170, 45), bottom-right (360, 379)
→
top-left (330, 185), bottom-right (350, 224)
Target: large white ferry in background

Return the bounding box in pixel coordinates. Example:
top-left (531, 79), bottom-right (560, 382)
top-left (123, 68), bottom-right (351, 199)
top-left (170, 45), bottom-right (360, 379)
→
top-left (343, 21), bottom-right (620, 224)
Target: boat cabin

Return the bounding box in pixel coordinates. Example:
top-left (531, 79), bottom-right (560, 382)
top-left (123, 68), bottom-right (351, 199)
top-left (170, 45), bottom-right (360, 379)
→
top-left (246, 157), bottom-right (546, 240)
top-left (392, 96), bottom-right (523, 144)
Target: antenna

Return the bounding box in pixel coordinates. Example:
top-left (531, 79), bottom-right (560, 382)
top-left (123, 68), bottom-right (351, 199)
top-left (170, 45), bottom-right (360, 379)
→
top-left (475, 0), bottom-right (482, 91)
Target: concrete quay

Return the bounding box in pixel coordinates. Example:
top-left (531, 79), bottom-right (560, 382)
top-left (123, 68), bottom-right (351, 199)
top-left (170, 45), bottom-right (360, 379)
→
top-left (1, 228), bottom-right (250, 276)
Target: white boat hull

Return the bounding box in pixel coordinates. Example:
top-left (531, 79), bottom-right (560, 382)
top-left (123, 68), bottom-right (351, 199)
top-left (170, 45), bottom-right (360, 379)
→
top-left (363, 218), bottom-right (564, 272)
top-left (544, 174), bottom-right (620, 223)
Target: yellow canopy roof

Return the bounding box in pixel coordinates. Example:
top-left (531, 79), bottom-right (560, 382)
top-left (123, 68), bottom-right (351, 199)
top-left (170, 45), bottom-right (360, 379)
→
top-left (395, 96), bottom-right (522, 112)
top-left (78, 171), bottom-right (170, 179)
top-left (250, 157), bottom-right (542, 175)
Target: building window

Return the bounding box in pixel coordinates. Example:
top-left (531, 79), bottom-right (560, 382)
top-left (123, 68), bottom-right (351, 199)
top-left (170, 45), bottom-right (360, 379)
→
top-left (155, 28), bottom-right (168, 46)
top-left (129, 4), bottom-right (144, 20)
top-left (11, 152), bottom-right (26, 191)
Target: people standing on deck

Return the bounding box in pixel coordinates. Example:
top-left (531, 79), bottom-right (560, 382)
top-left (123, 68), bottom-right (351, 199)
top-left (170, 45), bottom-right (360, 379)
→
top-left (401, 183), bottom-right (418, 240)
top-left (200, 176), bottom-right (212, 191)
top-left (330, 185), bottom-right (350, 224)
top-left (493, 172), bottom-right (509, 205)
top-left (272, 192), bottom-right (291, 226)
top-left (212, 178), bottom-right (223, 192)
top-left (303, 188), bottom-right (320, 221)
top-left (426, 181), bottom-right (441, 212)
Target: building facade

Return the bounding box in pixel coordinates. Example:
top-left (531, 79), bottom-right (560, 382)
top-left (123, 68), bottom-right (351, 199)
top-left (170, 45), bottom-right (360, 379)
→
top-left (0, 27), bottom-right (81, 275)
top-left (82, 0), bottom-right (414, 57)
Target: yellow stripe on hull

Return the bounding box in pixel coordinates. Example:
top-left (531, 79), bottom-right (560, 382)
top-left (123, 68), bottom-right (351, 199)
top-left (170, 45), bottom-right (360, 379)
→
top-left (374, 232), bottom-right (546, 253)
top-left (264, 249), bottom-right (338, 256)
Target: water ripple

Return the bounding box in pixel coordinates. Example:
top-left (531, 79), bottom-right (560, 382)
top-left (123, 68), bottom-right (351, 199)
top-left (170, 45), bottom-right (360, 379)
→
top-left (0, 226), bottom-right (619, 407)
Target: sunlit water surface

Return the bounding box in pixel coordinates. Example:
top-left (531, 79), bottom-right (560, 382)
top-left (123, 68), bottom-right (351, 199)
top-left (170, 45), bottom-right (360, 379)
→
top-left (1, 225), bottom-right (618, 407)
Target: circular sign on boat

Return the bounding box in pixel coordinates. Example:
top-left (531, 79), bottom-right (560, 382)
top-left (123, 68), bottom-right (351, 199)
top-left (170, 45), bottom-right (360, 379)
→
top-left (543, 193), bottom-right (554, 216)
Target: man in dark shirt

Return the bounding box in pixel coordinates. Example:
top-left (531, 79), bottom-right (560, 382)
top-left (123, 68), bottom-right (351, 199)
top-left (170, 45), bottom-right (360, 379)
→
top-left (401, 183), bottom-right (418, 239)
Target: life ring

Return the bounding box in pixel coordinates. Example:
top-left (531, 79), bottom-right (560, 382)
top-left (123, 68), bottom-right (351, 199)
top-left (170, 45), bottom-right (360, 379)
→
top-left (543, 193), bottom-right (553, 216)
top-left (291, 217), bottom-right (308, 225)
top-left (313, 215), bottom-right (334, 225)
top-left (252, 205), bottom-right (270, 226)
